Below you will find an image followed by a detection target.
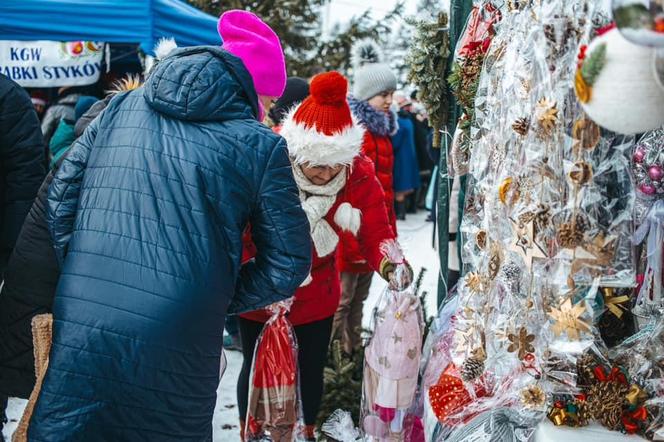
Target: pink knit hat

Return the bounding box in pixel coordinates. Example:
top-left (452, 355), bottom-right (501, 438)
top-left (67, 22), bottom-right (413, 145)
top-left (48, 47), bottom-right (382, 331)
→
top-left (218, 10), bottom-right (287, 98)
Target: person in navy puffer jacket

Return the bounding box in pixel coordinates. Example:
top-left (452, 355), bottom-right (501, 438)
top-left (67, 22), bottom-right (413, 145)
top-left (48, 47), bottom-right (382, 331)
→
top-left (28, 11), bottom-right (311, 442)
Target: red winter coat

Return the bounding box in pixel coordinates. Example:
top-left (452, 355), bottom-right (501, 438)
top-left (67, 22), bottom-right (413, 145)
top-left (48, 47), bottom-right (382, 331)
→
top-left (241, 155), bottom-right (395, 325)
top-left (339, 98), bottom-right (398, 273)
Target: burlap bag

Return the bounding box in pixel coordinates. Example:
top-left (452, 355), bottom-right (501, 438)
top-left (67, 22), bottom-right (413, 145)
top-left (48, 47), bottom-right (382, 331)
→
top-left (12, 314), bottom-right (53, 442)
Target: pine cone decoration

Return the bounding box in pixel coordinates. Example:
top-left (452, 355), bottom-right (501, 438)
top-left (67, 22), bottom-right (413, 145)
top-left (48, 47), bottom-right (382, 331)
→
top-left (575, 399), bottom-right (590, 426)
top-left (557, 223), bottom-right (584, 248)
top-left (534, 204), bottom-right (551, 232)
top-left (557, 213), bottom-right (590, 249)
top-left (461, 353), bottom-right (486, 382)
top-left (507, 0), bottom-right (525, 11)
top-left (544, 24), bottom-right (557, 46)
top-left (512, 117), bottom-right (530, 136)
top-left (576, 353), bottom-right (597, 388)
top-left (520, 385), bottom-right (546, 409)
top-left (586, 381), bottom-right (629, 430)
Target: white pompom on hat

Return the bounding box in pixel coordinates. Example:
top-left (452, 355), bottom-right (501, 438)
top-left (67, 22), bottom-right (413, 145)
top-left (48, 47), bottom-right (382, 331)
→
top-left (351, 39), bottom-right (398, 102)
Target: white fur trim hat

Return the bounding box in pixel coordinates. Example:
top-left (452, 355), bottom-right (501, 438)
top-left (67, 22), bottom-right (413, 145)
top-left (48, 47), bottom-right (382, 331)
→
top-left (280, 71), bottom-right (365, 167)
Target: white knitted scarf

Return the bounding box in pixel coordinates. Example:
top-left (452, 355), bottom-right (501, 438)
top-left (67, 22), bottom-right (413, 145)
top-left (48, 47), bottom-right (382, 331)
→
top-left (292, 165), bottom-right (349, 258)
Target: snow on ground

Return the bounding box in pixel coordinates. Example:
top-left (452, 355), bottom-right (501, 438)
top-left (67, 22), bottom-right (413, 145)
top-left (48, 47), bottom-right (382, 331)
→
top-left (3, 211), bottom-right (438, 441)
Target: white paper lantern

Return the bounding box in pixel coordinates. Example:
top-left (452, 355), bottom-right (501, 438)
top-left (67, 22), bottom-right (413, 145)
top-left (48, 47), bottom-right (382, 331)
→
top-left (579, 28), bottom-right (664, 135)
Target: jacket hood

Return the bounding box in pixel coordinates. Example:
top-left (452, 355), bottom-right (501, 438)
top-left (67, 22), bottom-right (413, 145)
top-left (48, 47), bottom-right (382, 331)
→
top-left (57, 93), bottom-right (82, 106)
top-left (348, 96), bottom-right (398, 137)
top-left (144, 46), bottom-right (259, 122)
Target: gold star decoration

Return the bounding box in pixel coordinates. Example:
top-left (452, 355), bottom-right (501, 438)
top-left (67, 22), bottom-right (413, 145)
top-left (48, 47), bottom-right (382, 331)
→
top-left (509, 217), bottom-right (547, 271)
top-left (464, 272), bottom-right (485, 295)
top-left (548, 298), bottom-right (591, 340)
top-left (507, 327), bottom-right (536, 360)
top-left (566, 233), bottom-right (617, 283)
top-left (602, 288), bottom-right (630, 319)
top-left (454, 321), bottom-right (481, 354)
top-left (521, 385), bottom-right (547, 409)
top-left (536, 97), bottom-right (559, 136)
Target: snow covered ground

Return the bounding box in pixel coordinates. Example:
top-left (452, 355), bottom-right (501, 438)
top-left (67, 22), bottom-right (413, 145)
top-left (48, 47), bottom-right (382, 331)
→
top-left (2, 211), bottom-right (439, 441)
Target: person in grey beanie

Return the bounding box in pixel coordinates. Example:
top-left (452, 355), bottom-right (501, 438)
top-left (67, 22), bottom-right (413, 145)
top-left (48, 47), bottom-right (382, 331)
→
top-left (334, 39), bottom-right (400, 354)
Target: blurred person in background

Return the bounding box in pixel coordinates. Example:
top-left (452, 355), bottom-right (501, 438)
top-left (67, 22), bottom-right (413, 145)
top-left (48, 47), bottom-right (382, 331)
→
top-left (40, 86), bottom-right (86, 145)
top-left (391, 93), bottom-right (421, 221)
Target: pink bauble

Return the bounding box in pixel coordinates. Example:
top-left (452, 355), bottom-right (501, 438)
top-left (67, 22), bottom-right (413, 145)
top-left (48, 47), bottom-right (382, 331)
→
top-left (633, 147), bottom-right (646, 164)
top-left (640, 183), bottom-right (657, 195)
top-left (648, 165), bottom-right (664, 181)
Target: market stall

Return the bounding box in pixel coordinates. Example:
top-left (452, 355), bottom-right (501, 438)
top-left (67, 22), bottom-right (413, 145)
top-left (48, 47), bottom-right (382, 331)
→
top-left (393, 1), bottom-right (664, 441)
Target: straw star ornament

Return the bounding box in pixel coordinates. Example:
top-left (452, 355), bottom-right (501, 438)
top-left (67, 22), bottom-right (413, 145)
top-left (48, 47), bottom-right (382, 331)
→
top-left (548, 298), bottom-right (591, 340)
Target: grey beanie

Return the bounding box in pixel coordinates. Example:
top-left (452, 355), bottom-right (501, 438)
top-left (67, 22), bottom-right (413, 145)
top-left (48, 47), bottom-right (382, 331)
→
top-left (351, 39), bottom-right (397, 101)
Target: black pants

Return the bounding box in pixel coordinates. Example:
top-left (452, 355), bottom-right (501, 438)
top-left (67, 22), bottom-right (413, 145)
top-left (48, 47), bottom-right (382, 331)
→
top-left (237, 316), bottom-right (333, 426)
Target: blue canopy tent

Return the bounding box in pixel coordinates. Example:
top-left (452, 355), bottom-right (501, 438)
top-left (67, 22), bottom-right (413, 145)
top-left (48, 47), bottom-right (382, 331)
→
top-left (0, 0), bottom-right (220, 52)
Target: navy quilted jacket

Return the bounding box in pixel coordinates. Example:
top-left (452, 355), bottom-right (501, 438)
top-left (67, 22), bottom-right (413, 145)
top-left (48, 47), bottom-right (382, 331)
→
top-left (29, 46), bottom-right (311, 441)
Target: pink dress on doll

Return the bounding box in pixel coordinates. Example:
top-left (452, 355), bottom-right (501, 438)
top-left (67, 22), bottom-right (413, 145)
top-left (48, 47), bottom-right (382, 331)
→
top-left (363, 294), bottom-right (423, 439)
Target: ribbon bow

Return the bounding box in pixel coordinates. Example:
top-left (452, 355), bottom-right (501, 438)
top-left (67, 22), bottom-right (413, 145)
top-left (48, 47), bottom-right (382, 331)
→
top-left (633, 200), bottom-right (664, 309)
top-left (622, 406), bottom-right (647, 434)
top-left (602, 288), bottom-right (630, 319)
top-left (463, 38), bottom-right (492, 55)
top-left (594, 366), bottom-right (627, 384)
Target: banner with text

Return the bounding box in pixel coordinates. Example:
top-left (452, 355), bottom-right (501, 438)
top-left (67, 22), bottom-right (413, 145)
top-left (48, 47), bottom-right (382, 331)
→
top-left (0, 41), bottom-right (105, 87)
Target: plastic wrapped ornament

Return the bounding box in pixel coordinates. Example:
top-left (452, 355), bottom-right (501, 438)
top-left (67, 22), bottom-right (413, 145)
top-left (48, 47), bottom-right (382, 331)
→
top-left (632, 129), bottom-right (664, 224)
top-left (576, 28), bottom-right (664, 135)
top-left (633, 129), bottom-right (664, 196)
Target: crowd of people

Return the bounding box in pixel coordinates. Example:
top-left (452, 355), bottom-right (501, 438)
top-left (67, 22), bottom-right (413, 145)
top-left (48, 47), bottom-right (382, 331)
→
top-left (0, 9), bottom-right (433, 442)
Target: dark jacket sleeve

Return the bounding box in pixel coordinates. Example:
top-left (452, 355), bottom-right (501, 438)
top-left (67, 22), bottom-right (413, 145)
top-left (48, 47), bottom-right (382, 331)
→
top-left (46, 114), bottom-right (98, 266)
top-left (230, 138), bottom-right (312, 314)
top-left (0, 81), bottom-right (46, 273)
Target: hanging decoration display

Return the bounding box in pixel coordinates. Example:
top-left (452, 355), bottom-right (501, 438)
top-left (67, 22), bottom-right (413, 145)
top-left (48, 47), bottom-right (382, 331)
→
top-left (322, 2), bottom-right (664, 441)
top-left (413, 1), bottom-right (664, 440)
top-left (446, 2), bottom-right (502, 175)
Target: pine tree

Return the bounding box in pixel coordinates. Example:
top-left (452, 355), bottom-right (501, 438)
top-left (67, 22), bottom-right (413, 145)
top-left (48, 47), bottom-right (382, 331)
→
top-left (318, 340), bottom-right (364, 428)
top-left (187, 0), bottom-right (325, 76)
top-left (416, 0), bottom-right (444, 20)
top-left (188, 0), bottom-right (404, 76)
top-left (309, 3), bottom-right (405, 75)
top-left (406, 12), bottom-right (450, 148)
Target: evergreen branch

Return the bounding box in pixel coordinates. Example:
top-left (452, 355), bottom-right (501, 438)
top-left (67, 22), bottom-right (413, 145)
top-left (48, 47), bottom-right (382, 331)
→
top-left (580, 43), bottom-right (606, 86)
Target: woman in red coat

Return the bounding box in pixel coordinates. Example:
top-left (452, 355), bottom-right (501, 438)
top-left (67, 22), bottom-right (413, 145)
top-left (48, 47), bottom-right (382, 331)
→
top-left (334, 39), bottom-right (400, 355)
top-left (236, 72), bottom-right (409, 441)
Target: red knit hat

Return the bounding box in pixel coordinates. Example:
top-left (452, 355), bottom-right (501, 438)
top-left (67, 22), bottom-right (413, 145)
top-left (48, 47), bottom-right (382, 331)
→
top-left (280, 71), bottom-right (364, 167)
